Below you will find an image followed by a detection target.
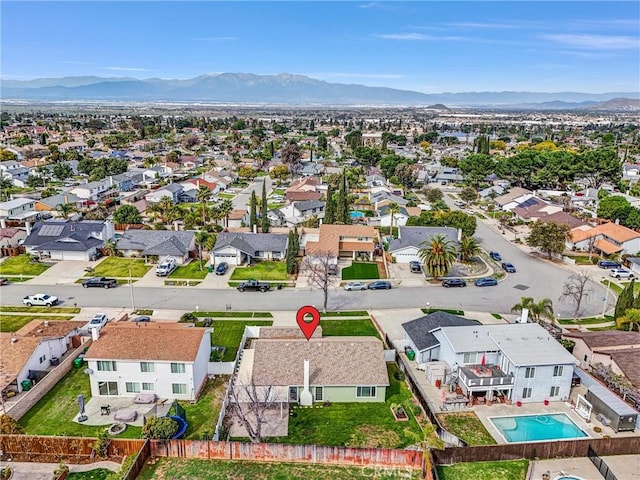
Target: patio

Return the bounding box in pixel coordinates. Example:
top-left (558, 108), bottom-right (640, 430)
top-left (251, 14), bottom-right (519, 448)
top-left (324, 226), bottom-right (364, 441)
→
top-left (228, 404), bottom-right (290, 438)
top-left (73, 396), bottom-right (172, 427)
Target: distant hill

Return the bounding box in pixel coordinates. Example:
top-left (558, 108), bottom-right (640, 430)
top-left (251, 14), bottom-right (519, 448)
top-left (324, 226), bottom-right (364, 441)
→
top-left (1, 73), bottom-right (638, 107)
top-left (581, 97), bottom-right (640, 111)
top-left (426, 104), bottom-right (450, 110)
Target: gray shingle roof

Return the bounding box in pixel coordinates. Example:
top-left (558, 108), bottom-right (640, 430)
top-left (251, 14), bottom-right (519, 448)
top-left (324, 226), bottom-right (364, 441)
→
top-left (294, 200), bottom-right (325, 212)
top-left (23, 220), bottom-right (105, 252)
top-left (213, 232), bottom-right (288, 255)
top-left (389, 226), bottom-right (459, 252)
top-left (402, 312), bottom-right (479, 351)
top-left (116, 229), bottom-right (194, 254)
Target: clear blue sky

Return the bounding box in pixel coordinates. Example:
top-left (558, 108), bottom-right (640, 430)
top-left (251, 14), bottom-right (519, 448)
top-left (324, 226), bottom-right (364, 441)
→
top-left (2, 1), bottom-right (639, 93)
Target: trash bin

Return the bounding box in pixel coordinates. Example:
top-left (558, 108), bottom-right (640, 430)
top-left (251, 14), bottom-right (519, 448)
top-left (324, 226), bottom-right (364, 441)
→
top-left (207, 265), bottom-right (214, 273)
top-left (74, 357), bottom-right (84, 369)
top-left (21, 379), bottom-right (33, 391)
top-left (406, 348), bottom-right (415, 361)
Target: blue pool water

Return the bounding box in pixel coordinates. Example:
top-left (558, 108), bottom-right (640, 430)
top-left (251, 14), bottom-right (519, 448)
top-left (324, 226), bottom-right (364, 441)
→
top-left (350, 211), bottom-right (365, 219)
top-left (490, 413), bottom-right (588, 443)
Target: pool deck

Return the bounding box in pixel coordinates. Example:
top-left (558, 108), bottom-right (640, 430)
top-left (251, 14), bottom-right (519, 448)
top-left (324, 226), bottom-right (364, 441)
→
top-left (530, 454), bottom-right (640, 480)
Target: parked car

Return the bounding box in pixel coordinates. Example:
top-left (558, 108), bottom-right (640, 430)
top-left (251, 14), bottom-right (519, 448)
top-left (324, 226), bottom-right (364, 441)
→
top-left (328, 264), bottom-right (339, 275)
top-left (132, 315), bottom-right (151, 322)
top-left (409, 261), bottom-right (422, 273)
top-left (367, 280), bottom-right (392, 290)
top-left (489, 251), bottom-right (502, 261)
top-left (23, 293), bottom-right (59, 307)
top-left (609, 269), bottom-right (634, 279)
top-left (344, 281), bottom-right (368, 291)
top-left (502, 262), bottom-right (516, 273)
top-left (442, 278), bottom-right (467, 288)
top-left (237, 279), bottom-right (271, 292)
top-left (81, 276), bottom-right (117, 289)
top-left (598, 260), bottom-right (622, 269)
top-left (85, 313), bottom-right (109, 331)
top-left (475, 277), bottom-right (498, 287)
top-left (215, 262), bottom-right (229, 275)
top-left (454, 200), bottom-right (465, 207)
top-left (156, 258), bottom-right (177, 277)
top-left (0, 277), bottom-right (8, 286)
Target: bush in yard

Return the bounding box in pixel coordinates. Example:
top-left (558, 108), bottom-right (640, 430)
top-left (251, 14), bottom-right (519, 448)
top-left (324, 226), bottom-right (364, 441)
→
top-left (142, 416), bottom-right (179, 439)
top-left (53, 461), bottom-right (69, 477)
top-left (0, 413), bottom-right (23, 434)
top-left (93, 430), bottom-right (111, 458)
top-left (179, 312), bottom-right (198, 323)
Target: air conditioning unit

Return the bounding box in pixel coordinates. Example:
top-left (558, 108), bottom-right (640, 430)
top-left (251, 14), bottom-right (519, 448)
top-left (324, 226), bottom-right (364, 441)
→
top-left (83, 368), bottom-right (94, 375)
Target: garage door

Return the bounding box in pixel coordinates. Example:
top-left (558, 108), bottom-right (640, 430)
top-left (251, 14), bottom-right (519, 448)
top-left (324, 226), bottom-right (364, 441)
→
top-left (392, 252), bottom-right (420, 264)
top-left (214, 253), bottom-right (240, 265)
top-left (54, 251), bottom-right (89, 261)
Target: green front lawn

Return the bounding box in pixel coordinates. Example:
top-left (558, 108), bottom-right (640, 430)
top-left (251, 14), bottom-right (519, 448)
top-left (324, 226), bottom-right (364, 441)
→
top-left (0, 315), bottom-right (74, 332)
top-left (421, 308), bottom-right (465, 316)
top-left (564, 254), bottom-right (600, 265)
top-left (169, 261), bottom-right (209, 279)
top-left (0, 306), bottom-right (80, 314)
top-left (559, 315), bottom-right (614, 325)
top-left (341, 262), bottom-right (379, 281)
top-left (211, 320), bottom-right (274, 361)
top-left (217, 192), bottom-right (235, 199)
top-left (601, 279), bottom-right (623, 295)
top-left (320, 311), bottom-right (369, 317)
top-left (437, 460), bottom-right (529, 480)
top-left (0, 254), bottom-right (50, 276)
top-left (88, 258), bottom-right (151, 278)
top-left (281, 364), bottom-right (423, 448)
top-left (230, 261), bottom-right (288, 281)
top-left (320, 319), bottom-right (381, 339)
top-left (138, 458), bottom-right (419, 480)
top-left (194, 311), bottom-right (273, 318)
top-left (19, 366), bottom-right (141, 438)
top-left (178, 376), bottom-right (229, 439)
top-left (67, 469), bottom-right (114, 480)
top-left (436, 412), bottom-right (497, 446)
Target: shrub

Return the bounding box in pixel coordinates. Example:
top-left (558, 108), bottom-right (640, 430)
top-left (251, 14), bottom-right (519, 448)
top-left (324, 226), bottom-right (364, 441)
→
top-left (0, 413), bottom-right (23, 434)
top-left (179, 312), bottom-right (198, 323)
top-left (93, 430), bottom-right (111, 458)
top-left (53, 461), bottom-right (69, 476)
top-left (142, 416), bottom-right (179, 439)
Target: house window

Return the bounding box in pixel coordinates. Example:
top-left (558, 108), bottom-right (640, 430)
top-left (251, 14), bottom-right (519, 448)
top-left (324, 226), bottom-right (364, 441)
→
top-left (356, 386), bottom-right (376, 398)
top-left (525, 367), bottom-right (536, 379)
top-left (98, 381), bottom-right (118, 396)
top-left (125, 382), bottom-right (141, 393)
top-left (463, 352), bottom-right (477, 364)
top-left (172, 383), bottom-right (187, 395)
top-left (289, 386), bottom-right (299, 402)
top-left (314, 386), bottom-right (324, 402)
top-left (142, 383), bottom-right (154, 391)
top-left (553, 366), bottom-right (563, 377)
top-left (522, 387), bottom-right (532, 399)
top-left (357, 237), bottom-right (365, 241)
top-left (39, 355), bottom-right (46, 364)
top-left (170, 363), bottom-right (186, 374)
top-left (584, 355), bottom-right (588, 362)
top-left (140, 362), bottom-right (155, 373)
top-left (550, 386), bottom-right (560, 397)
top-left (97, 361), bottom-right (117, 372)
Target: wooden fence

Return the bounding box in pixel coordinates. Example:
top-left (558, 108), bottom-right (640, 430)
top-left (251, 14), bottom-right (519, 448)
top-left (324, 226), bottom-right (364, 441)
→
top-left (122, 439), bottom-right (151, 480)
top-left (433, 436), bottom-right (640, 465)
top-left (0, 245), bottom-right (25, 257)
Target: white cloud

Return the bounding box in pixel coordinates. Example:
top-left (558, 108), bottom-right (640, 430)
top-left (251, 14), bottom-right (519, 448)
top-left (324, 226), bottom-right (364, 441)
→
top-left (541, 34), bottom-right (639, 50)
top-left (103, 67), bottom-right (153, 72)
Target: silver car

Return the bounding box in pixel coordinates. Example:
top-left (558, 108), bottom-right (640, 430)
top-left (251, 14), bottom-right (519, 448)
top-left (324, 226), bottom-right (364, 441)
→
top-left (344, 281), bottom-right (367, 291)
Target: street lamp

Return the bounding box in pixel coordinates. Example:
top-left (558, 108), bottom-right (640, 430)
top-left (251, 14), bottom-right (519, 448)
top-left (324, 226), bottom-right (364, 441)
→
top-left (129, 264), bottom-right (135, 311)
top-left (602, 277), bottom-right (610, 318)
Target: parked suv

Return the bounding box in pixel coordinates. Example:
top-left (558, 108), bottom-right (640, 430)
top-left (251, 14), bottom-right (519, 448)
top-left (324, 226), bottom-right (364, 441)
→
top-left (609, 269), bottom-right (634, 279)
top-left (598, 260), bottom-right (622, 269)
top-left (409, 261), bottom-right (422, 273)
top-left (156, 258), bottom-right (177, 276)
top-left (442, 278), bottom-right (467, 288)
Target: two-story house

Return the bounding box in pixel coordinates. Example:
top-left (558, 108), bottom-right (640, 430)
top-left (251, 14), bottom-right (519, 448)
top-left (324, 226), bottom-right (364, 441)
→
top-left (84, 324), bottom-right (211, 401)
top-left (0, 198), bottom-right (36, 221)
top-left (304, 224), bottom-right (377, 263)
top-left (0, 160), bottom-right (30, 187)
top-left (145, 184), bottom-right (183, 204)
top-left (70, 179), bottom-right (114, 201)
top-left (277, 200), bottom-right (325, 227)
top-left (569, 222), bottom-right (640, 256)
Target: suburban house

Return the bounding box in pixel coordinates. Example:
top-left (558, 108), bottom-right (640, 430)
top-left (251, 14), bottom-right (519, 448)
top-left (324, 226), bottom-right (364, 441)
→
top-left (562, 331), bottom-right (640, 387)
top-left (304, 224), bottom-right (377, 262)
top-left (145, 184), bottom-right (183, 204)
top-left (0, 227), bottom-right (27, 248)
top-left (83, 324), bottom-right (211, 401)
top-left (201, 170), bottom-right (232, 190)
top-left (538, 211), bottom-right (586, 230)
top-left (625, 257), bottom-right (640, 276)
top-left (34, 193), bottom-right (85, 216)
top-left (376, 202), bottom-right (422, 228)
top-left (23, 219), bottom-right (114, 261)
top-left (569, 222), bottom-right (640, 256)
top-left (371, 191), bottom-right (409, 207)
top-left (0, 320), bottom-right (86, 395)
top-left (402, 312), bottom-right (481, 364)
top-left (426, 323), bottom-right (578, 404)
top-left (494, 187), bottom-right (533, 211)
top-left (0, 160), bottom-right (30, 187)
top-left (115, 229), bottom-right (196, 264)
top-left (388, 226), bottom-right (461, 264)
top-left (70, 179), bottom-right (114, 201)
top-left (511, 197), bottom-right (563, 222)
top-left (285, 177), bottom-right (323, 202)
top-left (0, 198), bottom-right (36, 221)
top-left (277, 200), bottom-right (325, 226)
top-left (227, 209), bottom-right (248, 228)
top-left (212, 232), bottom-right (289, 265)
top-left (234, 327), bottom-right (389, 405)
top-left (181, 178), bottom-right (220, 195)
top-left (478, 185), bottom-right (505, 200)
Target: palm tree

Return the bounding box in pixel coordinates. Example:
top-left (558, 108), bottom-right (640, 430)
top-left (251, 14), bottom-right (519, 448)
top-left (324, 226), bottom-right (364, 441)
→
top-left (194, 230), bottom-right (210, 271)
top-left (182, 207), bottom-right (199, 230)
top-left (388, 202), bottom-right (400, 236)
top-left (459, 236), bottom-right (481, 263)
top-left (511, 297), bottom-right (554, 323)
top-left (218, 199), bottom-right (233, 228)
top-left (196, 186), bottom-right (211, 225)
top-left (103, 239), bottom-right (117, 257)
top-left (56, 202), bottom-right (75, 218)
top-left (209, 205), bottom-right (223, 228)
top-left (418, 234), bottom-right (458, 281)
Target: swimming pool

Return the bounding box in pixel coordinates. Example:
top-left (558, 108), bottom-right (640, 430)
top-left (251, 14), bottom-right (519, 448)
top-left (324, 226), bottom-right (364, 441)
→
top-left (490, 413), bottom-right (588, 443)
top-left (349, 211), bottom-right (364, 219)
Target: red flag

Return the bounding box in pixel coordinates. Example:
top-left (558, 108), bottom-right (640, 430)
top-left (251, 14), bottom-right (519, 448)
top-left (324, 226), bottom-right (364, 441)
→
top-left (481, 354), bottom-right (486, 366)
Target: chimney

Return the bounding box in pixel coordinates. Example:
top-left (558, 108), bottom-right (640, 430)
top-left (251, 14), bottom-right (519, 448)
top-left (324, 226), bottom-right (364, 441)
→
top-left (91, 327), bottom-right (100, 341)
top-left (26, 221), bottom-right (32, 236)
top-left (11, 337), bottom-right (18, 344)
top-left (44, 321), bottom-right (49, 327)
top-left (300, 359), bottom-right (313, 406)
top-left (0, 218), bottom-right (5, 228)
top-left (519, 308), bottom-right (529, 324)
top-left (253, 224), bottom-right (257, 234)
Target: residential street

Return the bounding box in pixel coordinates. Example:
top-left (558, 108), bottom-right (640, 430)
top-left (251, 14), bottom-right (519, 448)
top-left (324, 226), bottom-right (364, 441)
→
top-left (232, 176), bottom-right (272, 210)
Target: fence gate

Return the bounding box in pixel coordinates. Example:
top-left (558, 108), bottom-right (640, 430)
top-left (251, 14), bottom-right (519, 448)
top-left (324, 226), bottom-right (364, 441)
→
top-left (588, 445), bottom-right (618, 480)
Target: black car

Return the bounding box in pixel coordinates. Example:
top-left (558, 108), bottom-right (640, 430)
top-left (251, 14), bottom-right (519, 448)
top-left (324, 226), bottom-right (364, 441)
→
top-left (442, 278), bottom-right (467, 288)
top-left (502, 262), bottom-right (516, 273)
top-left (409, 261), bottom-right (422, 273)
top-left (475, 277), bottom-right (498, 287)
top-left (367, 280), bottom-right (392, 290)
top-left (489, 251), bottom-right (502, 261)
top-left (81, 277), bottom-right (117, 288)
top-left (132, 315), bottom-right (151, 322)
top-left (215, 262), bottom-right (229, 275)
top-left (598, 260), bottom-right (621, 269)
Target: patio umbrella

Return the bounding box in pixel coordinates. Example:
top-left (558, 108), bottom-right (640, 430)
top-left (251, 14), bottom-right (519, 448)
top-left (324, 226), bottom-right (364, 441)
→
top-left (77, 394), bottom-right (87, 422)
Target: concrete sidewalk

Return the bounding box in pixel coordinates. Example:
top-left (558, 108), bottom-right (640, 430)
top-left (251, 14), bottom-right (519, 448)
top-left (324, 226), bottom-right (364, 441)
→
top-left (0, 461), bottom-right (120, 480)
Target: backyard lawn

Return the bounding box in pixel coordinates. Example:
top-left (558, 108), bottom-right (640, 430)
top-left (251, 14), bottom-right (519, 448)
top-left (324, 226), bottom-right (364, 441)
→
top-left (0, 254), bottom-right (50, 276)
top-left (178, 376), bottom-right (229, 439)
top-left (437, 460), bottom-right (529, 480)
top-left (281, 364), bottom-right (423, 448)
top-left (436, 412), bottom-right (497, 446)
top-left (138, 458), bottom-right (420, 480)
top-left (0, 314), bottom-right (75, 332)
top-left (341, 262), bottom-right (379, 280)
top-left (169, 260), bottom-right (209, 280)
top-left (211, 320), bottom-right (273, 361)
top-left (19, 366), bottom-right (141, 439)
top-left (67, 469), bottom-right (114, 480)
top-left (320, 319), bottom-right (380, 339)
top-left (88, 257), bottom-right (151, 278)
top-left (230, 261), bottom-right (288, 281)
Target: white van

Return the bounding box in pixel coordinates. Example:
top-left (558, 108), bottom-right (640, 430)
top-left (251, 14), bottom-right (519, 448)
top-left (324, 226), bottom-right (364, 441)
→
top-left (156, 258), bottom-right (177, 277)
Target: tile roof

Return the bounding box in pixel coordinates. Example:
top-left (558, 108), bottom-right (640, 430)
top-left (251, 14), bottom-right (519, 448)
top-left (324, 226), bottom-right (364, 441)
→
top-left (249, 337), bottom-right (389, 387)
top-left (305, 224), bottom-right (376, 256)
top-left (0, 335), bottom-right (42, 390)
top-left (84, 324), bottom-right (207, 362)
top-left (572, 222), bottom-right (640, 244)
top-left (402, 312), bottom-right (479, 351)
top-left (563, 330), bottom-right (640, 349)
top-left (594, 238), bottom-right (622, 254)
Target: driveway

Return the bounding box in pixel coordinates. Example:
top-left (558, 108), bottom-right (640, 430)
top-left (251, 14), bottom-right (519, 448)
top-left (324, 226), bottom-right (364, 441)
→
top-left (25, 259), bottom-right (101, 286)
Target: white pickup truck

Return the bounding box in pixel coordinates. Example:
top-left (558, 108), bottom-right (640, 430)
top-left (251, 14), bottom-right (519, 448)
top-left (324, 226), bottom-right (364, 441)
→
top-left (156, 258), bottom-right (177, 277)
top-left (84, 313), bottom-right (109, 333)
top-left (23, 293), bottom-right (59, 307)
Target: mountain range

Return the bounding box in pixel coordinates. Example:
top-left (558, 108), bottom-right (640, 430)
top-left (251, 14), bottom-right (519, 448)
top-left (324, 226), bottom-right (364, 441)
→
top-left (2, 73), bottom-right (639, 109)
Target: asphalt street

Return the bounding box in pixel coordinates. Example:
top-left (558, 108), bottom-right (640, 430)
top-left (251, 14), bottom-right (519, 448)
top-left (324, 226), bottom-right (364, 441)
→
top-left (232, 176), bottom-right (272, 210)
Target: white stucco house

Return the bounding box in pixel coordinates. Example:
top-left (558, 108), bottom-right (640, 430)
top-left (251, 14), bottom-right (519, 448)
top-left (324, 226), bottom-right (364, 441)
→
top-left (84, 324), bottom-right (211, 401)
top-left (212, 232), bottom-right (289, 266)
top-left (388, 226), bottom-right (461, 264)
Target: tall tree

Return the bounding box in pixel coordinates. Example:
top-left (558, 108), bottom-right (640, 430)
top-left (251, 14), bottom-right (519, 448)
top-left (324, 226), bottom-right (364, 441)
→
top-left (324, 183), bottom-right (335, 224)
top-left (249, 190), bottom-right (258, 230)
top-left (113, 205), bottom-right (142, 224)
top-left (418, 234), bottom-right (458, 281)
top-left (219, 199), bottom-right (233, 228)
top-left (458, 236), bottom-right (480, 263)
top-left (615, 279), bottom-right (635, 319)
top-left (194, 230), bottom-right (210, 271)
top-left (336, 171), bottom-right (350, 224)
top-left (286, 230), bottom-right (297, 274)
top-left (527, 222), bottom-right (571, 260)
top-left (388, 202), bottom-right (400, 236)
top-left (260, 180), bottom-right (269, 233)
top-left (302, 252), bottom-right (338, 312)
top-left (281, 142), bottom-right (302, 178)
top-left (196, 186), bottom-right (211, 225)
top-left (560, 272), bottom-right (592, 321)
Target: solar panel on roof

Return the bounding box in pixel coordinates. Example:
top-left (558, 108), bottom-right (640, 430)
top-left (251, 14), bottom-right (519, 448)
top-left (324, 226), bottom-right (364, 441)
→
top-left (39, 225), bottom-right (65, 236)
top-left (519, 198), bottom-right (538, 208)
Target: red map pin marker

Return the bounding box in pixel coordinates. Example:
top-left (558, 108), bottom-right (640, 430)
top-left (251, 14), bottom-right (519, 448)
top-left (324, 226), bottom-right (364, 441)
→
top-left (296, 305), bottom-right (320, 341)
